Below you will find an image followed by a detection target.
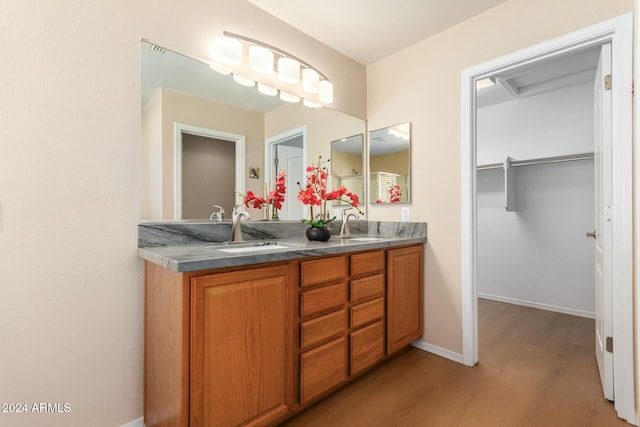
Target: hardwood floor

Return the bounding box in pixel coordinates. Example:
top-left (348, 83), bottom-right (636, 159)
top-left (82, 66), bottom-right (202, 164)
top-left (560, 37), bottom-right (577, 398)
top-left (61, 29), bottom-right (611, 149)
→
top-left (282, 299), bottom-right (629, 426)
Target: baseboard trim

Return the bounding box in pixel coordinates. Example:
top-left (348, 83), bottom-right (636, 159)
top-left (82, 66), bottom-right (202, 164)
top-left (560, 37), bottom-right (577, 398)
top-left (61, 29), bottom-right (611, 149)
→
top-left (412, 340), bottom-right (464, 364)
top-left (478, 293), bottom-right (595, 319)
top-left (120, 416), bottom-right (144, 427)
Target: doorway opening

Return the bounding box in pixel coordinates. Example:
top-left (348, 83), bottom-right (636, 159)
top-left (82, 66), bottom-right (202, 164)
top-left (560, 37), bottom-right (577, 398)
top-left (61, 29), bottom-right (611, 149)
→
top-left (265, 126), bottom-right (306, 220)
top-left (174, 123), bottom-right (245, 220)
top-left (461, 14), bottom-right (633, 424)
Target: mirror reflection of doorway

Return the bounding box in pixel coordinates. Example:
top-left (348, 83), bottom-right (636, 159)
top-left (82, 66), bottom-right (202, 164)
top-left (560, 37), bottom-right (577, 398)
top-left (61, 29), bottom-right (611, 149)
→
top-left (266, 128), bottom-right (305, 220)
top-left (181, 133), bottom-right (235, 219)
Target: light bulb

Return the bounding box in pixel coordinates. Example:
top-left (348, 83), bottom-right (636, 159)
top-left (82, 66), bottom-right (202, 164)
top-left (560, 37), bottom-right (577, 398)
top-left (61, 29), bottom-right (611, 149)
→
top-left (210, 36), bottom-right (242, 66)
top-left (318, 80), bottom-right (334, 104)
top-left (280, 91), bottom-right (300, 103)
top-left (233, 74), bottom-right (255, 87)
top-left (302, 68), bottom-right (320, 94)
top-left (258, 83), bottom-right (278, 96)
top-left (249, 45), bottom-right (274, 75)
top-left (278, 57), bottom-right (300, 84)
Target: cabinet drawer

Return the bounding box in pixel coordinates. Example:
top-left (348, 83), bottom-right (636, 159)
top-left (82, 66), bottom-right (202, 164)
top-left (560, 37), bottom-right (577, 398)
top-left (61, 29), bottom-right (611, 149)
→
top-left (301, 309), bottom-right (346, 351)
top-left (350, 297), bottom-right (384, 329)
top-left (350, 274), bottom-right (384, 303)
top-left (350, 321), bottom-right (385, 375)
top-left (350, 251), bottom-right (384, 277)
top-left (300, 336), bottom-right (348, 404)
top-left (300, 282), bottom-right (346, 318)
top-left (301, 256), bottom-right (347, 287)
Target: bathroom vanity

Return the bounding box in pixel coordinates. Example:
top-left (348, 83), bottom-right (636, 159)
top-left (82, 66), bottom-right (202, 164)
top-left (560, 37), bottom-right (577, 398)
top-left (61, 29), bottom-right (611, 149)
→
top-left (138, 221), bottom-right (425, 427)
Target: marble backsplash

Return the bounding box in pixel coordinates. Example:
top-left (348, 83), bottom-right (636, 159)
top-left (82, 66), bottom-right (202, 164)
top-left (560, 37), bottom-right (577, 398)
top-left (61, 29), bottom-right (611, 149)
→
top-left (138, 220), bottom-right (427, 248)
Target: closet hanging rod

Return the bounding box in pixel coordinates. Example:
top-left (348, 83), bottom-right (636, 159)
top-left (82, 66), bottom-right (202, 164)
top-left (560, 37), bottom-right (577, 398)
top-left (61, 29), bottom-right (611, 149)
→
top-left (477, 152), bottom-right (595, 171)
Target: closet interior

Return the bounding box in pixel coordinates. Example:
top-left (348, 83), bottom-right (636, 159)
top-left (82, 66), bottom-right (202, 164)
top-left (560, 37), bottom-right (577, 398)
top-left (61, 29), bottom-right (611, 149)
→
top-left (475, 46), bottom-right (602, 319)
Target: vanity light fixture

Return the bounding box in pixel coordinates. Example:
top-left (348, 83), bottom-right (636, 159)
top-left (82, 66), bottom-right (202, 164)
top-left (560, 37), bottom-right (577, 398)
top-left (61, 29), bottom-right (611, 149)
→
top-left (210, 36), bottom-right (242, 66)
top-left (302, 68), bottom-right (320, 94)
top-left (280, 91), bottom-right (300, 103)
top-left (209, 62), bottom-right (231, 75)
top-left (303, 99), bottom-right (322, 108)
top-left (233, 74), bottom-right (256, 87)
top-left (278, 57), bottom-right (300, 84)
top-left (209, 31), bottom-right (334, 105)
top-left (257, 83), bottom-right (278, 96)
top-left (249, 45), bottom-right (274, 75)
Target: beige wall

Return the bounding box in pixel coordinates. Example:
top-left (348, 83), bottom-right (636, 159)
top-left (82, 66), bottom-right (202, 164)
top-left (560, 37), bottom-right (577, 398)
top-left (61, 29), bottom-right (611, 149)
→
top-left (370, 150), bottom-right (410, 176)
top-left (265, 103), bottom-right (366, 168)
top-left (0, 1), bottom-right (365, 426)
top-left (141, 89), bottom-right (163, 219)
top-left (366, 0), bottom-right (633, 355)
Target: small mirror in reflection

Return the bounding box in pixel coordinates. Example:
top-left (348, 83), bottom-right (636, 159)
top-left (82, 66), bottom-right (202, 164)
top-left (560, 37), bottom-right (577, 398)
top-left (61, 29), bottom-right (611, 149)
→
top-left (331, 134), bottom-right (364, 209)
top-left (369, 123), bottom-right (411, 204)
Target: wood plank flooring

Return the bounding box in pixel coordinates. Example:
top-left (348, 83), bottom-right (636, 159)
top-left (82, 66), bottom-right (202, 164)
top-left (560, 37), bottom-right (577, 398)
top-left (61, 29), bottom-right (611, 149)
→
top-left (282, 299), bottom-right (629, 426)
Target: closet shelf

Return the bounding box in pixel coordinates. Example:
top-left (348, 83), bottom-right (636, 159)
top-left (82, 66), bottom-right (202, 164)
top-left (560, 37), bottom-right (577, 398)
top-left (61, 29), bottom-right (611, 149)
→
top-left (477, 152), bottom-right (594, 171)
top-left (477, 152), bottom-right (594, 212)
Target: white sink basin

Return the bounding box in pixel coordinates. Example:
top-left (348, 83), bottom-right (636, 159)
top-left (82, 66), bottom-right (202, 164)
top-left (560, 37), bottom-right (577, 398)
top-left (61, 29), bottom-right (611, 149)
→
top-left (217, 242), bottom-right (290, 253)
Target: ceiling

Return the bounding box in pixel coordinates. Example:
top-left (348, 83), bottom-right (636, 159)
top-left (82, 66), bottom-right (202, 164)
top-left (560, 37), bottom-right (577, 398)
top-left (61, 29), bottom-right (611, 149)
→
top-left (247, 0), bottom-right (509, 65)
top-left (477, 45), bottom-right (601, 108)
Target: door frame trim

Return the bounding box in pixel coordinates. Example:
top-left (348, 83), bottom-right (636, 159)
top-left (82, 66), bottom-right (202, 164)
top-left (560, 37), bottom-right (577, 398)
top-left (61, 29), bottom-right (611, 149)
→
top-left (460, 13), bottom-right (634, 423)
top-left (174, 123), bottom-right (245, 219)
top-left (265, 126), bottom-right (307, 219)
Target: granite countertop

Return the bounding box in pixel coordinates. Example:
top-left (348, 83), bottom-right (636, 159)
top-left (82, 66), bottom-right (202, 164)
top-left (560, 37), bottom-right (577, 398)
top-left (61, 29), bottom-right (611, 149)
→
top-left (138, 235), bottom-right (426, 272)
top-left (137, 220), bottom-right (427, 273)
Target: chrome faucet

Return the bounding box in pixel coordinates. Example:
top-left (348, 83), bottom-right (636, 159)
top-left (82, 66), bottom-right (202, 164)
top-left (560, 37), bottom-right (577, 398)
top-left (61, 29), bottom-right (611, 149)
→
top-left (230, 205), bottom-right (250, 242)
top-left (340, 210), bottom-right (359, 238)
top-left (210, 205), bottom-right (225, 222)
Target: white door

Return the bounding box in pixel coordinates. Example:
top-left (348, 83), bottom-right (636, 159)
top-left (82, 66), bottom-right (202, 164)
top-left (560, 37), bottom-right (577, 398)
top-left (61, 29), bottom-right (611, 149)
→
top-left (275, 144), bottom-right (304, 220)
top-left (593, 42), bottom-right (613, 400)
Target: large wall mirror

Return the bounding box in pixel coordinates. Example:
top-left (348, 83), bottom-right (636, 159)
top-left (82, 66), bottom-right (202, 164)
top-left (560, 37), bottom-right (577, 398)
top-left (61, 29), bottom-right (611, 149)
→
top-left (140, 40), bottom-right (366, 221)
top-left (369, 123), bottom-right (411, 204)
top-left (331, 134), bottom-right (364, 209)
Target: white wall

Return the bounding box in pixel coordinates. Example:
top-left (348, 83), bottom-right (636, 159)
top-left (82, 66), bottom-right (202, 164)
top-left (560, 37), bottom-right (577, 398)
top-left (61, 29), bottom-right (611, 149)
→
top-left (477, 82), bottom-right (594, 164)
top-left (476, 81), bottom-right (595, 317)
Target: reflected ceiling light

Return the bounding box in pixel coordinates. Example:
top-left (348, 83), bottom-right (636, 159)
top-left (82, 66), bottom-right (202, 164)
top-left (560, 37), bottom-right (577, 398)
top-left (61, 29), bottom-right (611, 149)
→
top-left (388, 126), bottom-right (409, 140)
top-left (209, 62), bottom-right (231, 75)
top-left (476, 77), bottom-right (496, 90)
top-left (302, 68), bottom-right (320, 94)
top-left (233, 74), bottom-right (255, 87)
top-left (278, 57), bottom-right (300, 84)
top-left (258, 83), bottom-right (278, 96)
top-left (280, 91), bottom-right (300, 103)
top-left (249, 45), bottom-right (274, 75)
top-left (212, 31), bottom-right (334, 105)
top-left (318, 80), bottom-right (334, 104)
top-left (303, 99), bottom-right (322, 108)
top-left (210, 36), bottom-right (242, 66)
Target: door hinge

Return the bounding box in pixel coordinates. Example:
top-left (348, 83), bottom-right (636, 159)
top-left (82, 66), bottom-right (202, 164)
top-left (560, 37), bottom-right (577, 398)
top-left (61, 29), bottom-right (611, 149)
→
top-left (606, 336), bottom-right (613, 353)
top-left (604, 74), bottom-right (612, 91)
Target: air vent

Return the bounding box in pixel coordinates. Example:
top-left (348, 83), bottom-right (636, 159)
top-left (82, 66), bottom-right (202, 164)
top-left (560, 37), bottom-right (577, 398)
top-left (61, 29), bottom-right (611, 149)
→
top-left (148, 43), bottom-right (166, 54)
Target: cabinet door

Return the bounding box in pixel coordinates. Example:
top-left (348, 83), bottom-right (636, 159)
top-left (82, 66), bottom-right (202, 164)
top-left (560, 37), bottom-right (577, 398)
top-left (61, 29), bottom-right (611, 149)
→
top-left (387, 246), bottom-right (424, 355)
top-left (190, 265), bottom-right (293, 427)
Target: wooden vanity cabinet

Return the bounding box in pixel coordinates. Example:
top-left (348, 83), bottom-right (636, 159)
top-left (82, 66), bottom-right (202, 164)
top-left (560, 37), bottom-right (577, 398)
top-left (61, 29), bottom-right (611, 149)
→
top-left (190, 264), bottom-right (295, 426)
top-left (144, 243), bottom-right (423, 427)
top-left (387, 245), bottom-right (424, 355)
top-left (348, 251), bottom-right (386, 375)
top-left (298, 256), bottom-right (348, 404)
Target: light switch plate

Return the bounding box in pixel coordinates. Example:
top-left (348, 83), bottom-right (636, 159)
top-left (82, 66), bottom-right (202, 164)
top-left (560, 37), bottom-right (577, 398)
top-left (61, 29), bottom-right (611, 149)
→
top-left (402, 207), bottom-right (410, 221)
